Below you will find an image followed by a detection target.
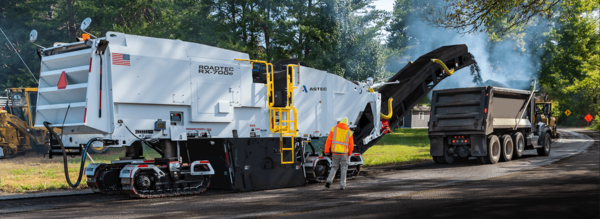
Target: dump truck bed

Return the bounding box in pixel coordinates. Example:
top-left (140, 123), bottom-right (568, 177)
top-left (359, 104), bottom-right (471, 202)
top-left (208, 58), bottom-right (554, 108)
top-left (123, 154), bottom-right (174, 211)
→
top-left (429, 86), bottom-right (533, 136)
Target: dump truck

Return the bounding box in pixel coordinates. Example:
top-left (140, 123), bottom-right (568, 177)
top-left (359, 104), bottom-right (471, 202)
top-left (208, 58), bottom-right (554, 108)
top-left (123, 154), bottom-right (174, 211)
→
top-left (0, 88), bottom-right (51, 158)
top-left (30, 17), bottom-right (476, 198)
top-left (428, 85), bottom-right (553, 164)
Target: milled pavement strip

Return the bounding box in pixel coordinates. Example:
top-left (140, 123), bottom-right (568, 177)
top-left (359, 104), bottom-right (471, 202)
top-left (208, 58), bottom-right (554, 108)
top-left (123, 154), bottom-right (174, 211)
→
top-left (246, 130), bottom-right (595, 219)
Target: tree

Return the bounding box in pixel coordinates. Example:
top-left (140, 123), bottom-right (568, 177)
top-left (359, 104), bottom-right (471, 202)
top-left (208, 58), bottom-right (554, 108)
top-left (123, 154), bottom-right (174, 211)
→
top-left (425, 0), bottom-right (563, 35)
top-left (538, 0), bottom-right (600, 126)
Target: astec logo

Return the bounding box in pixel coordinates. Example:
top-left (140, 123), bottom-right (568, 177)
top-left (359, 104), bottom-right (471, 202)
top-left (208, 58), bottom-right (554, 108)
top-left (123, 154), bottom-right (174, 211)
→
top-left (302, 85), bottom-right (327, 93)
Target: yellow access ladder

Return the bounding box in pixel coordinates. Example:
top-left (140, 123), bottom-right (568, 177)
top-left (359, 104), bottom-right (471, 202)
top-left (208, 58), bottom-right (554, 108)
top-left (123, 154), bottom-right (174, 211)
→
top-left (234, 59), bottom-right (299, 164)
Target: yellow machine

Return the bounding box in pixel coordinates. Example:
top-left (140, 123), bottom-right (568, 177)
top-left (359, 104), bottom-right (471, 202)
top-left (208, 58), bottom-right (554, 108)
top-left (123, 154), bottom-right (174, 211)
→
top-left (535, 94), bottom-right (558, 138)
top-left (0, 88), bottom-right (50, 158)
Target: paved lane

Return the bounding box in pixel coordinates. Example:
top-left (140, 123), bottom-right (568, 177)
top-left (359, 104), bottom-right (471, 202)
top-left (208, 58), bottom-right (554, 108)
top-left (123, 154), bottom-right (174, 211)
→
top-left (2, 128), bottom-right (596, 218)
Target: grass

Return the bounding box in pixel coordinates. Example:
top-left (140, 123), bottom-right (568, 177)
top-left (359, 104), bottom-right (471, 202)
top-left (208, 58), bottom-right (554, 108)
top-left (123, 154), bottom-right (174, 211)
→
top-left (0, 146), bottom-right (161, 194)
top-left (362, 128), bottom-right (431, 166)
top-left (1, 130), bottom-right (432, 193)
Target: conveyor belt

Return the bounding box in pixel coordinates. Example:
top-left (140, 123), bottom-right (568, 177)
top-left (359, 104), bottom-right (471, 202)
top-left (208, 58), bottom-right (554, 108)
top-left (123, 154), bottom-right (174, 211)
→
top-left (353, 44), bottom-right (476, 153)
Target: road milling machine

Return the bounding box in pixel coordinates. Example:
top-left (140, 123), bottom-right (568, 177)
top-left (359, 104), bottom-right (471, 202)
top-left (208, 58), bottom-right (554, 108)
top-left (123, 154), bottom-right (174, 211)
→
top-left (31, 18), bottom-right (476, 198)
top-left (0, 88), bottom-right (51, 158)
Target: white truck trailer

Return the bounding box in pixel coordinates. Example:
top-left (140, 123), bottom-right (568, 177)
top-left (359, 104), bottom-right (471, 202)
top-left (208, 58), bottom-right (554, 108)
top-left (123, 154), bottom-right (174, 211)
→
top-left (33, 21), bottom-right (476, 198)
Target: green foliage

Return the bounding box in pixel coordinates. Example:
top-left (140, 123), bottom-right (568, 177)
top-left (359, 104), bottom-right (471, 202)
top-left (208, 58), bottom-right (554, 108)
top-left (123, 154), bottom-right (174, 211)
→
top-left (425, 0), bottom-right (563, 35)
top-left (588, 115), bottom-right (600, 131)
top-left (539, 0), bottom-right (600, 126)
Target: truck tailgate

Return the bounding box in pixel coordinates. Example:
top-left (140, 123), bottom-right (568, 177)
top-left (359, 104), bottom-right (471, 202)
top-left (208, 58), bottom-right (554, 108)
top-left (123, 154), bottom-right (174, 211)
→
top-left (429, 87), bottom-right (487, 133)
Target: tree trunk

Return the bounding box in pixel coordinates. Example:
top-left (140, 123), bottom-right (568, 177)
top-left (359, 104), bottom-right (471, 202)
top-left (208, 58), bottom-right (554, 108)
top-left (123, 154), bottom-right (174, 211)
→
top-left (304, 0), bottom-right (312, 57)
top-left (67, 0), bottom-right (77, 38)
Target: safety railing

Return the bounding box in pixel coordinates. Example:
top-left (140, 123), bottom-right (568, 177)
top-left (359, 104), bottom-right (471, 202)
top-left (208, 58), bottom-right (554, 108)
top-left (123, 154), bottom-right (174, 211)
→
top-left (234, 60), bottom-right (299, 164)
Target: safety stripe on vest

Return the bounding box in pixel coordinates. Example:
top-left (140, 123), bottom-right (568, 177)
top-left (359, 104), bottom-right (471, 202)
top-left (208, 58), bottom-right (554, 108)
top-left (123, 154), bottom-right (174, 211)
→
top-left (331, 127), bottom-right (350, 154)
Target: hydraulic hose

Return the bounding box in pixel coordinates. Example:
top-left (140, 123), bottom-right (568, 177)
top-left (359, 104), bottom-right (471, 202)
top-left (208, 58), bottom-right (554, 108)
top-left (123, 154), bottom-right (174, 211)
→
top-left (380, 98), bottom-right (394, 120)
top-left (307, 142), bottom-right (316, 155)
top-left (431, 59), bottom-right (455, 76)
top-left (43, 121), bottom-right (99, 188)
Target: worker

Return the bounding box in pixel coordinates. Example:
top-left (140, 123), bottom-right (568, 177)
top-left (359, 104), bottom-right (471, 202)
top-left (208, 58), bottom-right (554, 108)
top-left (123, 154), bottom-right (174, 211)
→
top-left (324, 117), bottom-right (354, 190)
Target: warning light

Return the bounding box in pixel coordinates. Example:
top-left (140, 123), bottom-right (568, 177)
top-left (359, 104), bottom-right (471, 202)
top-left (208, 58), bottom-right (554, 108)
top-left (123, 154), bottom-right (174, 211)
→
top-left (465, 139), bottom-right (468, 143)
top-left (484, 108), bottom-right (487, 114)
top-left (452, 140), bottom-right (455, 143)
top-left (486, 93), bottom-right (489, 96)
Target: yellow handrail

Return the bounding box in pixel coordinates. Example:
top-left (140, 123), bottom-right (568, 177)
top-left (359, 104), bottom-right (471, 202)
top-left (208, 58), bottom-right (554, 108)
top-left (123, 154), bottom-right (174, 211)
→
top-left (234, 59), bottom-right (299, 164)
top-left (234, 59), bottom-right (275, 107)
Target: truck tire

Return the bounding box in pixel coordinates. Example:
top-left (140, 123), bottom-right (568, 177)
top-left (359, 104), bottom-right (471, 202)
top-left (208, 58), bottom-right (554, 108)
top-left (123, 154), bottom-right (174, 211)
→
top-left (511, 132), bottom-right (525, 159)
top-left (433, 141), bottom-right (454, 164)
top-left (537, 132), bottom-right (551, 156)
top-left (480, 135), bottom-right (500, 164)
top-left (500, 135), bottom-right (513, 162)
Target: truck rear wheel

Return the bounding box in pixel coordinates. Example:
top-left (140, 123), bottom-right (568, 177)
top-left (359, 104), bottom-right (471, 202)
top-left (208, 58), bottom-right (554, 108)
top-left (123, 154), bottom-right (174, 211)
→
top-left (537, 132), bottom-right (551, 156)
top-left (500, 135), bottom-right (513, 162)
top-left (511, 132), bottom-right (524, 159)
top-left (433, 140), bottom-right (454, 164)
top-left (480, 135), bottom-right (500, 164)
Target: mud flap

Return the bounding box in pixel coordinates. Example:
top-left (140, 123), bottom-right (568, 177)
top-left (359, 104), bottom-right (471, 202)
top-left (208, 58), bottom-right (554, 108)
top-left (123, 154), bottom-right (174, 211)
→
top-left (429, 136), bottom-right (444, 156)
top-left (470, 135), bottom-right (487, 156)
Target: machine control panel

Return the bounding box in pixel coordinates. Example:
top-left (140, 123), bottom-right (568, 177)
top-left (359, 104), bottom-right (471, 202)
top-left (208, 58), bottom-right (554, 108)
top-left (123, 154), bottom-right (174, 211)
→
top-left (171, 113), bottom-right (182, 122)
top-left (170, 112), bottom-right (184, 126)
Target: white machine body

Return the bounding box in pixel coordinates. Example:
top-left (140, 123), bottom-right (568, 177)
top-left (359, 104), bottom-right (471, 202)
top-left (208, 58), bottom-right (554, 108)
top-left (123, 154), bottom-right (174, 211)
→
top-left (35, 32), bottom-right (384, 147)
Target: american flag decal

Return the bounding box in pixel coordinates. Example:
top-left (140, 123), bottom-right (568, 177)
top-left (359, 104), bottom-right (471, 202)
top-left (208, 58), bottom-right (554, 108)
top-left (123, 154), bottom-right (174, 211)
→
top-left (112, 53), bottom-right (130, 66)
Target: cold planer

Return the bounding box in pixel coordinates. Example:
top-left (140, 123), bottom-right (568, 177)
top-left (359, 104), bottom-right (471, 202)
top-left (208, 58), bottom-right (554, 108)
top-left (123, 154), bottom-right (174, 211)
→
top-left (33, 22), bottom-right (473, 197)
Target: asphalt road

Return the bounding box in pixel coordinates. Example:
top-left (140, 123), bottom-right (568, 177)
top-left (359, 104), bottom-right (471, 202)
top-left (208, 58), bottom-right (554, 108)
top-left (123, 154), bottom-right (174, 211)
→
top-left (1, 128), bottom-right (598, 219)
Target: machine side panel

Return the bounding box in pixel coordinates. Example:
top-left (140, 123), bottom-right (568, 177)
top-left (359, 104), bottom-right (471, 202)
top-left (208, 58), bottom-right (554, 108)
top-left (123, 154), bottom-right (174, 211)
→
top-left (295, 68), bottom-right (329, 137)
top-left (108, 35), bottom-right (192, 106)
top-left (189, 57), bottom-right (244, 123)
top-left (331, 75), bottom-right (371, 129)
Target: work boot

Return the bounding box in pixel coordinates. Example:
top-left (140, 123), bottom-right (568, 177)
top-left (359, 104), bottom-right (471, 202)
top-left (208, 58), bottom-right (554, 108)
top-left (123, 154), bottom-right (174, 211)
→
top-left (325, 182), bottom-right (331, 188)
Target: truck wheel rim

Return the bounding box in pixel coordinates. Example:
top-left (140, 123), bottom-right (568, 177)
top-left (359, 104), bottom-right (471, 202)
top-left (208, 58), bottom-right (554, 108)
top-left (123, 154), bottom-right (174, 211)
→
top-left (492, 141), bottom-right (500, 157)
top-left (518, 139), bottom-right (524, 152)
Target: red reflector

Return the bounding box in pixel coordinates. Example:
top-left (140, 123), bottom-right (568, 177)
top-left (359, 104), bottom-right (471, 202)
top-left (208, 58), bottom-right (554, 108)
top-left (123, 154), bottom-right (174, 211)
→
top-left (354, 153), bottom-right (360, 156)
top-left (452, 140), bottom-right (455, 143)
top-left (138, 165), bottom-right (148, 168)
top-left (57, 71), bottom-right (67, 89)
top-left (199, 161), bottom-right (210, 164)
top-left (89, 58), bottom-right (92, 72)
top-left (83, 108), bottom-right (87, 123)
top-left (484, 108), bottom-right (487, 113)
top-left (318, 157), bottom-right (324, 159)
top-left (143, 160), bottom-right (154, 163)
top-left (207, 128), bottom-right (212, 131)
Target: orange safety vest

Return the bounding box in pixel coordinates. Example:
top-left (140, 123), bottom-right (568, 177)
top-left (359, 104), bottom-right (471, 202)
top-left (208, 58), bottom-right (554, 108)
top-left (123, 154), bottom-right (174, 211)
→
top-left (331, 127), bottom-right (350, 154)
top-left (325, 123), bottom-right (354, 155)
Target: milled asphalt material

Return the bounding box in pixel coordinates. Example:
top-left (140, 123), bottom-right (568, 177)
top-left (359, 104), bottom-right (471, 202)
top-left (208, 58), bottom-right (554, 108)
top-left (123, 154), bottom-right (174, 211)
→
top-left (0, 128), bottom-right (596, 218)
